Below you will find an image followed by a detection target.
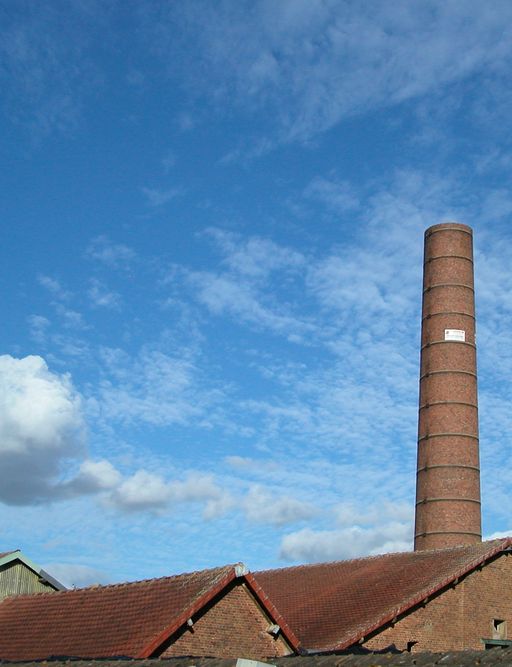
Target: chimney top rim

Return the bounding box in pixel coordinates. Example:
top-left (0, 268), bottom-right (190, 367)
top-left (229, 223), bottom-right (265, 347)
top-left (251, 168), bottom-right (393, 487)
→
top-left (425, 222), bottom-right (473, 236)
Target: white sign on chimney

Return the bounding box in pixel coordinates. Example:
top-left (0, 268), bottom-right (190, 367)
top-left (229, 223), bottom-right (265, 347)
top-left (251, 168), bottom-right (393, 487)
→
top-left (444, 329), bottom-right (466, 342)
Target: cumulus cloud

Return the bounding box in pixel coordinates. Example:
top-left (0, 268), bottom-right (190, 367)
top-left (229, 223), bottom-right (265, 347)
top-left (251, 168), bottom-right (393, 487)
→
top-left (108, 470), bottom-right (172, 513)
top-left (0, 355), bottom-right (85, 504)
top-left (279, 499), bottom-right (413, 562)
top-left (335, 501), bottom-right (413, 528)
top-left (0, 355), bottom-right (192, 513)
top-left (63, 460), bottom-right (122, 495)
top-left (280, 522), bottom-right (412, 563)
top-left (243, 485), bottom-right (316, 526)
top-left (107, 470), bottom-right (233, 517)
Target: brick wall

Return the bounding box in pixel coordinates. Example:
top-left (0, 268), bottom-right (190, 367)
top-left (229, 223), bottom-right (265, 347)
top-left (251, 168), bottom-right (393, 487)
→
top-left (362, 552), bottom-right (512, 653)
top-left (159, 580), bottom-right (291, 659)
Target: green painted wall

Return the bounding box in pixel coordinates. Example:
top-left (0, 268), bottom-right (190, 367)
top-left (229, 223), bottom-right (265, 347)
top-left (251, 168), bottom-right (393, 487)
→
top-left (0, 561), bottom-right (57, 600)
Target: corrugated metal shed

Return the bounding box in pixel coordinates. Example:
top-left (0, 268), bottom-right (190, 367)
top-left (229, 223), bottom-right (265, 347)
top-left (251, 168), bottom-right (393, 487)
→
top-left (0, 550), bottom-right (65, 600)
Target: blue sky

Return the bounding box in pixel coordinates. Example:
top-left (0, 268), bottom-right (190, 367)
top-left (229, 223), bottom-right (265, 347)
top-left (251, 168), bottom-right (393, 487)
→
top-left (2, 1), bottom-right (512, 588)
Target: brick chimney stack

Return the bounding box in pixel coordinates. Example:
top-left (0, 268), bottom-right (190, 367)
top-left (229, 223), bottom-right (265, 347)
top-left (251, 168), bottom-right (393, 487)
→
top-left (414, 222), bottom-right (482, 551)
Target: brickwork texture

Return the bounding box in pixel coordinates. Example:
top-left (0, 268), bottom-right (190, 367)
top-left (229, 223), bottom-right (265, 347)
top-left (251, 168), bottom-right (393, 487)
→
top-left (160, 581), bottom-right (290, 659)
top-left (363, 551), bottom-right (512, 652)
top-left (415, 222), bottom-right (481, 550)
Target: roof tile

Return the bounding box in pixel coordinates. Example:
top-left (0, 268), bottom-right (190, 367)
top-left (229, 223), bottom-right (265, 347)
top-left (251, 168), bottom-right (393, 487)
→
top-left (0, 564), bottom-right (237, 660)
top-left (254, 538), bottom-right (512, 652)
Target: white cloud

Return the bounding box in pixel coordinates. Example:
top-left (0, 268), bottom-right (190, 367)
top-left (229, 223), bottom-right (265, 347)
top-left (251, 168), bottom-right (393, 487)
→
top-left (335, 501), bottom-right (413, 528)
top-left (243, 485), bottom-right (316, 526)
top-left (144, 2), bottom-right (512, 143)
top-left (191, 272), bottom-right (314, 339)
top-left (169, 473), bottom-right (234, 519)
top-left (280, 521), bottom-right (412, 563)
top-left (64, 459), bottom-right (122, 495)
top-left (109, 470), bottom-right (173, 513)
top-left (55, 305), bottom-right (87, 330)
top-left (86, 236), bottom-right (136, 268)
top-left (304, 176), bottom-right (360, 214)
top-left (96, 346), bottom-right (221, 427)
top-left (43, 562), bottom-right (111, 588)
top-left (38, 275), bottom-right (70, 301)
top-left (107, 469), bottom-right (232, 518)
top-left (203, 492), bottom-right (234, 520)
top-left (88, 278), bottom-right (121, 309)
top-left (28, 314), bottom-right (50, 343)
top-left (179, 228), bottom-right (312, 340)
top-left (142, 186), bottom-right (182, 207)
top-left (225, 455), bottom-right (280, 475)
top-left (485, 530), bottom-right (512, 540)
top-left (0, 355), bottom-right (85, 504)
top-left (205, 228), bottom-right (304, 278)
top-left (0, 3), bottom-right (102, 137)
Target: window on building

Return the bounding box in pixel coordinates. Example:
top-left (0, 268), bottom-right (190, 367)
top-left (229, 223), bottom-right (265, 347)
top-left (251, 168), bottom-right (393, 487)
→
top-left (493, 619), bottom-right (507, 640)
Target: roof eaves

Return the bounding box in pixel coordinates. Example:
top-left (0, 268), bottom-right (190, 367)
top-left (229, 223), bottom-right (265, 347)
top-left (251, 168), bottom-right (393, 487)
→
top-left (0, 550), bottom-right (20, 566)
top-left (136, 565), bottom-right (240, 658)
top-left (243, 572), bottom-right (303, 654)
top-left (330, 538), bottom-right (512, 653)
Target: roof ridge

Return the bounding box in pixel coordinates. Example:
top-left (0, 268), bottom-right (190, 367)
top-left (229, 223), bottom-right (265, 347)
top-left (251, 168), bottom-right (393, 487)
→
top-left (1, 562), bottom-right (241, 600)
top-left (256, 537), bottom-right (512, 575)
top-left (0, 549), bottom-right (20, 557)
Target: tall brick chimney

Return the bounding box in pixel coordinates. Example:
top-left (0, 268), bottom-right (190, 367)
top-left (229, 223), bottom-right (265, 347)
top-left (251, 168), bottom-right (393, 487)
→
top-left (414, 222), bottom-right (482, 551)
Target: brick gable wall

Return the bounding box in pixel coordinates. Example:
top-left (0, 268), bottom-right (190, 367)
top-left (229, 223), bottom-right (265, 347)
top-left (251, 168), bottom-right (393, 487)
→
top-left (159, 580), bottom-right (291, 659)
top-left (362, 551), bottom-right (512, 653)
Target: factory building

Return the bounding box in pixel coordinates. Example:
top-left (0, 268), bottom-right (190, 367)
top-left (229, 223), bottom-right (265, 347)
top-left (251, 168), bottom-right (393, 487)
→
top-left (0, 563), bottom-right (299, 661)
top-left (0, 223), bottom-right (511, 660)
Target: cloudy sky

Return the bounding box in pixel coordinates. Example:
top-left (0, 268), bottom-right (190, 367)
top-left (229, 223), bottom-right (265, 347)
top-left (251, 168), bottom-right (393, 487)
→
top-left (2, 0), bottom-right (512, 588)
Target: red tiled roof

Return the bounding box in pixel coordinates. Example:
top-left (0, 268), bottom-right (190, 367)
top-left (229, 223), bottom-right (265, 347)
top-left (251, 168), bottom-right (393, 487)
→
top-left (0, 564), bottom-right (240, 660)
top-left (254, 538), bottom-right (512, 653)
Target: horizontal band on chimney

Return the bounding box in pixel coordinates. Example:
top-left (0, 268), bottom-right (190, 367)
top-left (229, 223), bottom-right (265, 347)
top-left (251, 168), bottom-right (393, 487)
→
top-left (418, 432), bottom-right (479, 442)
top-left (415, 530), bottom-right (481, 539)
top-left (424, 254), bottom-right (474, 264)
top-left (415, 222), bottom-right (481, 551)
top-left (416, 497), bottom-right (481, 506)
top-left (422, 310), bottom-right (475, 320)
top-left (425, 226), bottom-right (473, 237)
top-left (421, 340), bottom-right (476, 350)
top-left (423, 283), bottom-right (474, 293)
top-left (420, 370), bottom-right (477, 380)
top-left (416, 464), bottom-right (480, 474)
top-left (419, 401), bottom-right (478, 410)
